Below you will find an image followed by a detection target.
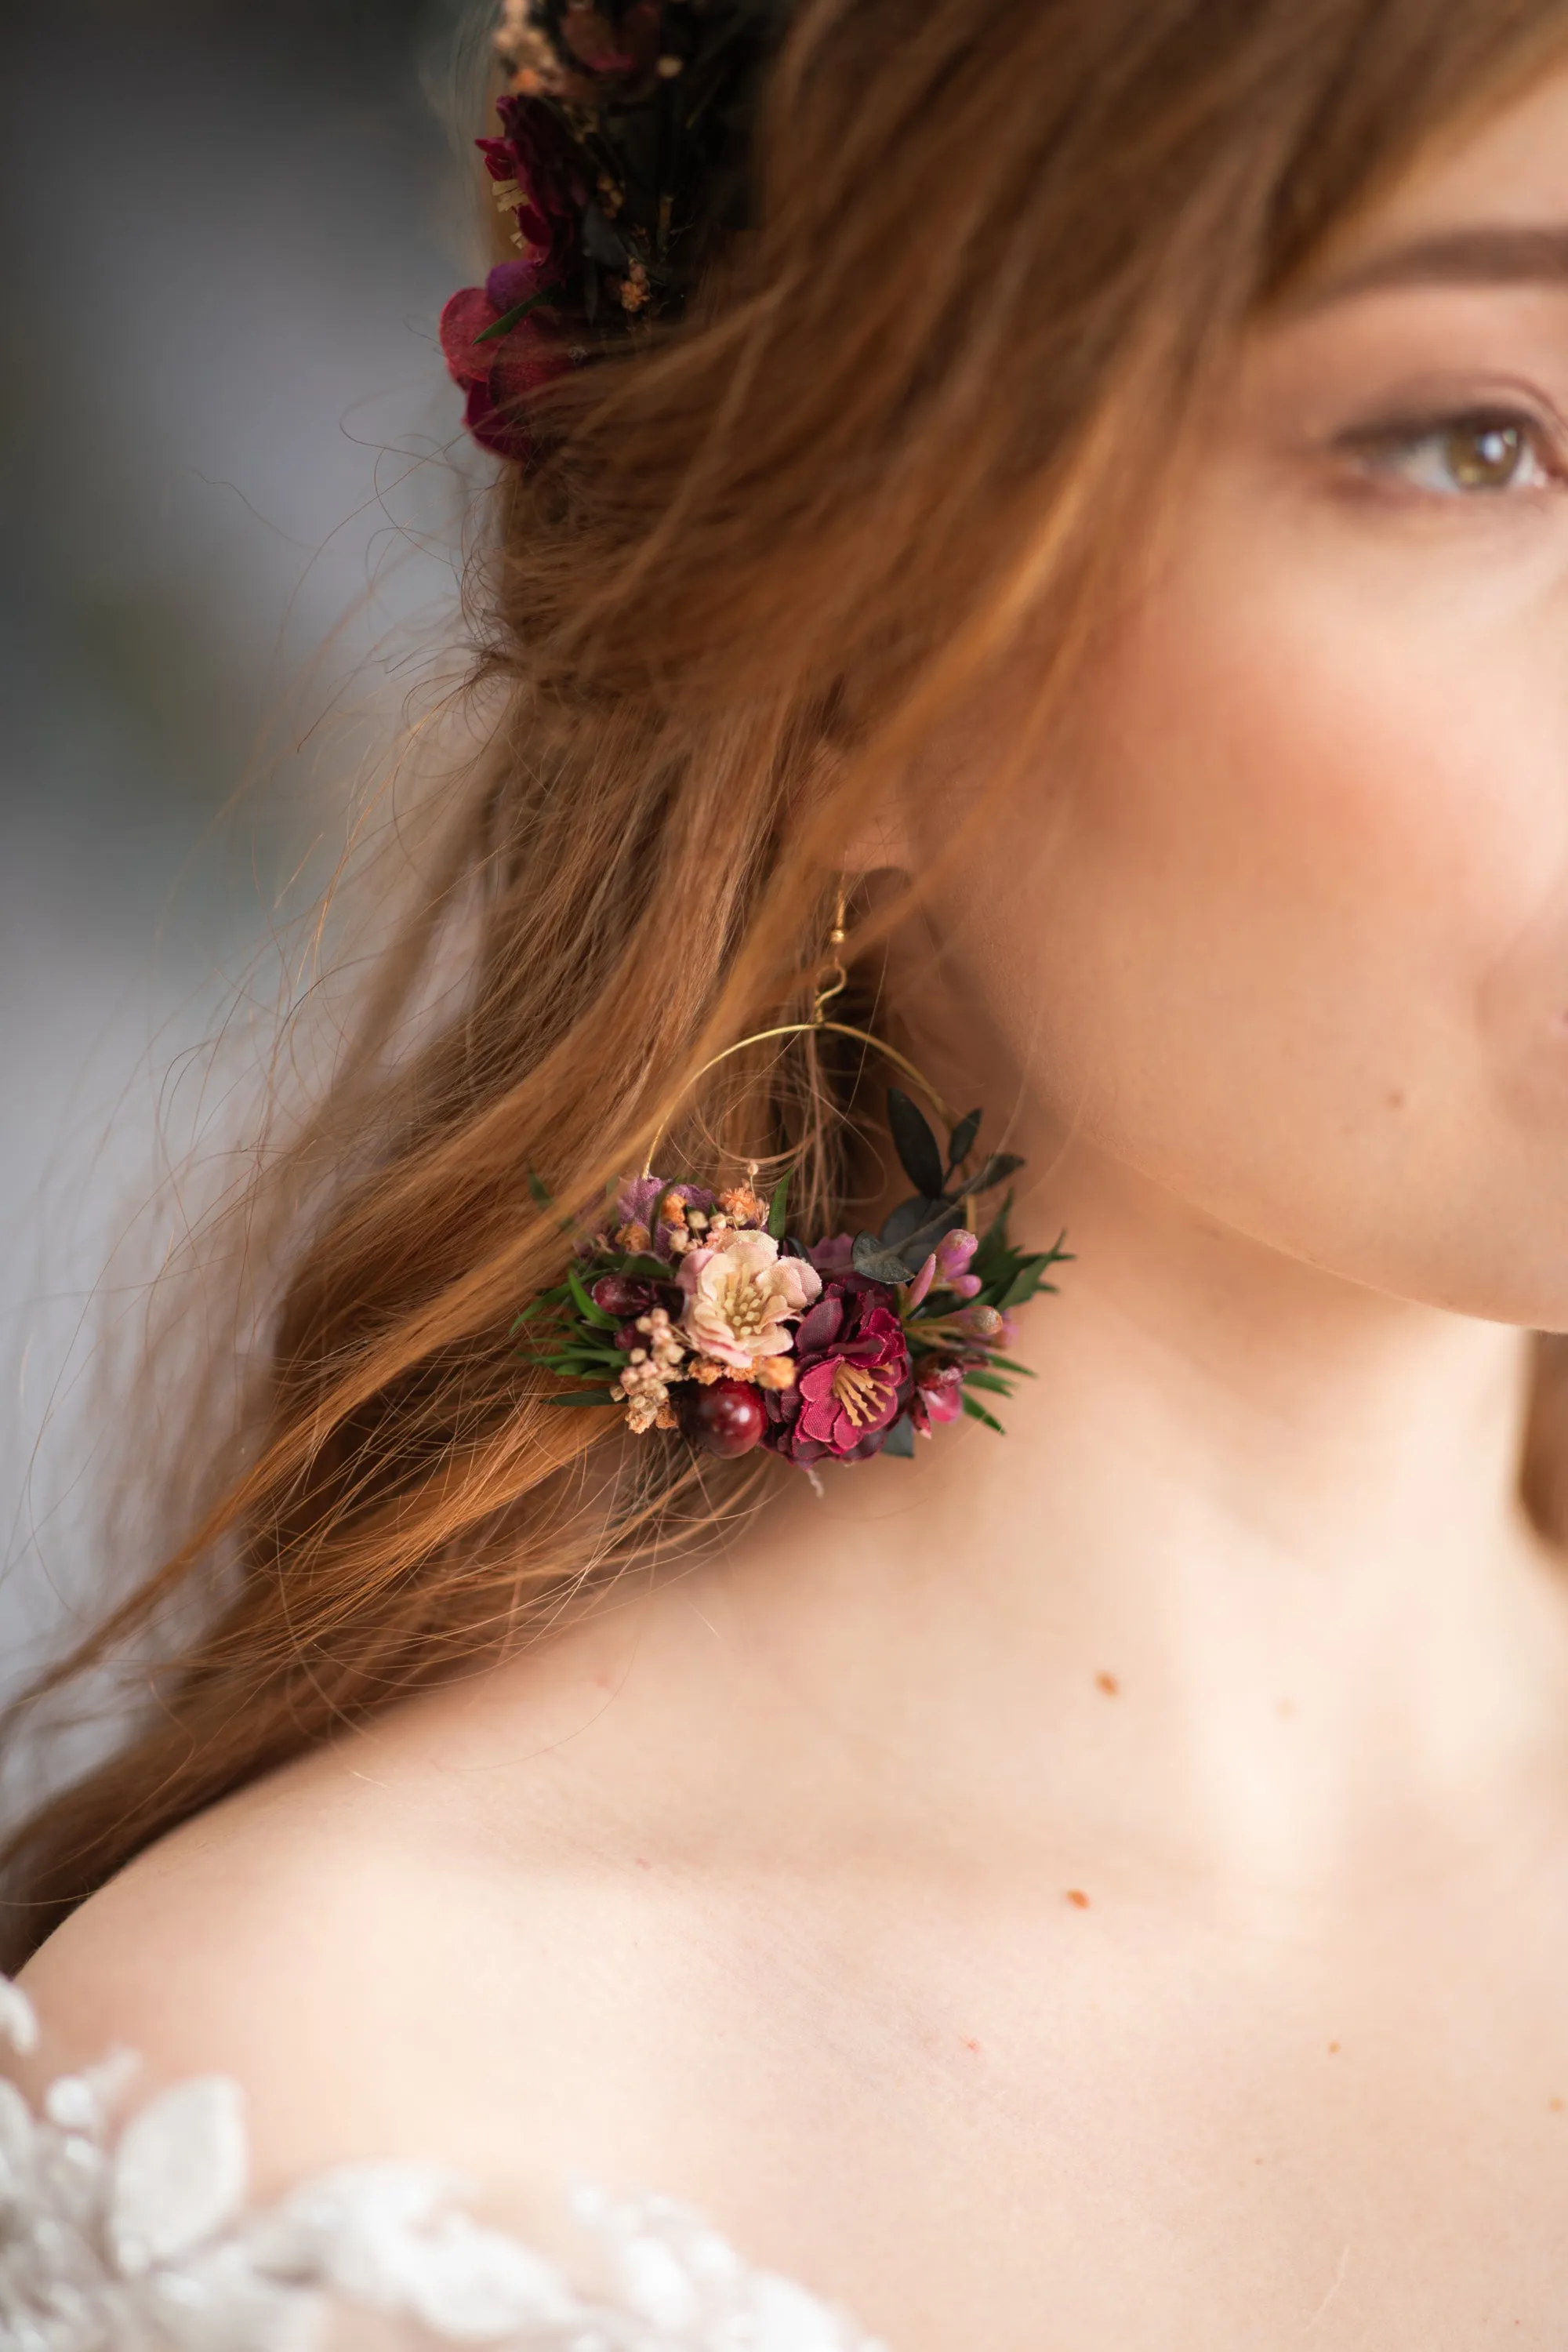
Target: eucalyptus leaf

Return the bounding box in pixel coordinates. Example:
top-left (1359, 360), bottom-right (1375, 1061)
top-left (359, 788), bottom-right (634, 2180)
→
top-left (965, 1152), bottom-right (1025, 1197)
top-left (880, 1194), bottom-right (944, 1248)
top-left (894, 1201), bottom-right (967, 1269)
top-left (946, 1109), bottom-right (982, 1171)
top-left (886, 1087), bottom-right (946, 1200)
top-left (851, 1232), bottom-right (919, 1284)
top-left (581, 201), bottom-right (631, 270)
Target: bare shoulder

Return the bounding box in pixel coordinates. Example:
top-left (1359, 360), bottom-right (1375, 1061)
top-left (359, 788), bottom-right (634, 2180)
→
top-left (11, 1578), bottom-right (799, 2205)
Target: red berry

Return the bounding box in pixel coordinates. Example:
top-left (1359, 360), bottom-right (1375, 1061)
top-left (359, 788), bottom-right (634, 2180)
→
top-left (686, 1379), bottom-right (767, 1457)
top-left (593, 1275), bottom-right (654, 1318)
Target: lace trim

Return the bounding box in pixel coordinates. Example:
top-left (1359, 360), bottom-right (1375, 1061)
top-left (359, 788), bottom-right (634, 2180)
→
top-left (0, 1975), bottom-right (882, 2351)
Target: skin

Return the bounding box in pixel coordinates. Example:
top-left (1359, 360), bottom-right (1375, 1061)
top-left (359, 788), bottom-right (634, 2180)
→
top-left (18, 64), bottom-right (1568, 2352)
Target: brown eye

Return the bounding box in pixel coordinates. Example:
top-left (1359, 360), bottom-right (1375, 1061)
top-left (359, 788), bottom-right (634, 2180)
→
top-left (1360, 409), bottom-right (1557, 496)
top-left (1443, 419), bottom-right (1528, 489)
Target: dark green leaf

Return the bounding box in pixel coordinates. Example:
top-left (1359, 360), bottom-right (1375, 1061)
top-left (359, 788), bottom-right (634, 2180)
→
top-left (768, 1168), bottom-right (790, 1240)
top-left (879, 1414), bottom-right (916, 1459)
top-left (544, 1389), bottom-right (620, 1406)
top-left (615, 1252), bottom-right (678, 1282)
top-left (526, 1168), bottom-right (554, 1207)
top-left (964, 1368), bottom-right (1014, 1399)
top-left (880, 1194), bottom-right (944, 1248)
top-left (851, 1232), bottom-right (918, 1283)
top-left (946, 1109), bottom-right (982, 1172)
top-left (886, 1087), bottom-right (946, 1200)
top-left (475, 287), bottom-right (559, 344)
top-left (987, 1354), bottom-right (1039, 1380)
top-left (895, 1202), bottom-right (967, 1269)
top-left (567, 1265), bottom-right (619, 1329)
top-left (965, 1152), bottom-right (1025, 1197)
top-left (961, 1392), bottom-right (1006, 1434)
top-left (998, 1255), bottom-right (1060, 1311)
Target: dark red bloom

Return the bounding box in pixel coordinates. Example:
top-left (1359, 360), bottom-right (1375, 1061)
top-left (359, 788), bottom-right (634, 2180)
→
top-left (491, 96), bottom-right (590, 278)
top-left (763, 1278), bottom-right (910, 1465)
top-left (438, 261), bottom-right (576, 463)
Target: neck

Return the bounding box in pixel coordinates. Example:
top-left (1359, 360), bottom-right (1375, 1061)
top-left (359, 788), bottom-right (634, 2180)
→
top-left (749, 1140), bottom-right (1568, 1894)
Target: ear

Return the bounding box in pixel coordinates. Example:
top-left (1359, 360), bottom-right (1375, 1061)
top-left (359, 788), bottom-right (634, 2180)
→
top-left (811, 745), bottom-right (916, 878)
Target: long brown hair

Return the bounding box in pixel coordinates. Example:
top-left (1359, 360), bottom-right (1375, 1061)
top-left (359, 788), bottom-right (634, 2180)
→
top-left (5, 0), bottom-right (1568, 1965)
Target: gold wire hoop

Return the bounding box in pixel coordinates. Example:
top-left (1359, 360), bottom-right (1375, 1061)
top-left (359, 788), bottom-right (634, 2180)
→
top-left (639, 1020), bottom-right (954, 1178)
top-left (641, 895), bottom-right (954, 1178)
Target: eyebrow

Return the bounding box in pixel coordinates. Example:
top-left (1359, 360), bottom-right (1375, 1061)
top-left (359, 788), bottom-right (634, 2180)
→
top-left (1301, 225), bottom-right (1568, 307)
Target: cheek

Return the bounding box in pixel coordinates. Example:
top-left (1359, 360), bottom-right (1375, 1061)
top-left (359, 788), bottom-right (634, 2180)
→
top-left (959, 502), bottom-right (1568, 1295)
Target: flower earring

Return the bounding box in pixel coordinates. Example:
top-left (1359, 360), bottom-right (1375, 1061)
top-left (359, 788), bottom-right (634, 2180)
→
top-left (516, 906), bottom-right (1068, 1465)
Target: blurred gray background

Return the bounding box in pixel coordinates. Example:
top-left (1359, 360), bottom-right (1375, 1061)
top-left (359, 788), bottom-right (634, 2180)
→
top-left (1, 0), bottom-right (479, 1687)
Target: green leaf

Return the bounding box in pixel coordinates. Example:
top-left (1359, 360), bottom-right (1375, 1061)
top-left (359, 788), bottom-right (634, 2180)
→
top-left (963, 1368), bottom-right (1014, 1399)
top-left (546, 1391), bottom-right (620, 1407)
top-left (879, 1414), bottom-right (916, 1459)
top-left (474, 285), bottom-right (560, 343)
top-left (887, 1087), bottom-right (946, 1200)
top-left (961, 1392), bottom-right (1006, 1434)
top-left (998, 1258), bottom-right (1057, 1312)
top-left (946, 1109), bottom-right (982, 1173)
top-left (567, 1265), bottom-right (619, 1329)
top-left (965, 1152), bottom-right (1025, 1197)
top-left (987, 1354), bottom-right (1039, 1380)
top-left (768, 1167), bottom-right (790, 1240)
top-left (615, 1252), bottom-right (677, 1282)
top-left (526, 1167), bottom-right (554, 1206)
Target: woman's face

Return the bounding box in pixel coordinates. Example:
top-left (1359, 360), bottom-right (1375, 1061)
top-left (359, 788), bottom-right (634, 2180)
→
top-left (941, 66), bottom-right (1568, 1329)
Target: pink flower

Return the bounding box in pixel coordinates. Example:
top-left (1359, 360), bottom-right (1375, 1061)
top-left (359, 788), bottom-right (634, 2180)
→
top-left (678, 1229), bottom-right (821, 1370)
top-left (910, 1359), bottom-right (966, 1434)
top-left (935, 1229), bottom-right (982, 1299)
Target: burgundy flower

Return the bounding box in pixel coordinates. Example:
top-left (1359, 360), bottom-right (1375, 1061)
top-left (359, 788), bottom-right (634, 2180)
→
top-left (764, 1278), bottom-right (911, 1465)
top-left (491, 96), bottom-right (589, 275)
top-left (439, 260), bottom-right (575, 463)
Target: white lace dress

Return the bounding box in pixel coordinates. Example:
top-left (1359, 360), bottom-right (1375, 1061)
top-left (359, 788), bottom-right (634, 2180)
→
top-left (0, 1977), bottom-right (880, 2352)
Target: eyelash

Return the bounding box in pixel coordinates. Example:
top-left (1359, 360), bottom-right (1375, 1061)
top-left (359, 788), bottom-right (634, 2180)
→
top-left (1340, 405), bottom-right (1567, 499)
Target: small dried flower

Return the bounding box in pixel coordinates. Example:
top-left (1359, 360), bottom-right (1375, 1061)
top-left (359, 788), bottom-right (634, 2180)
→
top-left (717, 1185), bottom-right (768, 1229)
top-left (616, 262), bottom-right (652, 314)
top-left (753, 1355), bottom-right (796, 1392)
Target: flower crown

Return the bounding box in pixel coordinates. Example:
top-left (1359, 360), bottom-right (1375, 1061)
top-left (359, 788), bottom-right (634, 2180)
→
top-left (522, 1090), bottom-right (1068, 1468)
top-left (441, 0), bottom-right (786, 459)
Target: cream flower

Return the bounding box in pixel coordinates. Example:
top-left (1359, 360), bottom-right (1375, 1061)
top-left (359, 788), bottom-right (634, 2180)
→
top-left (678, 1228), bottom-right (821, 1369)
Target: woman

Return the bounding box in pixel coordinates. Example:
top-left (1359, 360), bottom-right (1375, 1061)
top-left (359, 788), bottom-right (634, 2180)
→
top-left (6, 0), bottom-right (1568, 2339)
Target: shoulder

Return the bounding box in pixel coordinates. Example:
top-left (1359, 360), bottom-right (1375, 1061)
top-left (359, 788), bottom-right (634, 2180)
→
top-left (9, 1584), bottom-right (786, 2202)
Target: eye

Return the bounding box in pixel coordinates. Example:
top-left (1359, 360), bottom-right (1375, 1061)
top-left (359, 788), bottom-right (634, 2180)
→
top-left (1350, 409), bottom-right (1562, 496)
